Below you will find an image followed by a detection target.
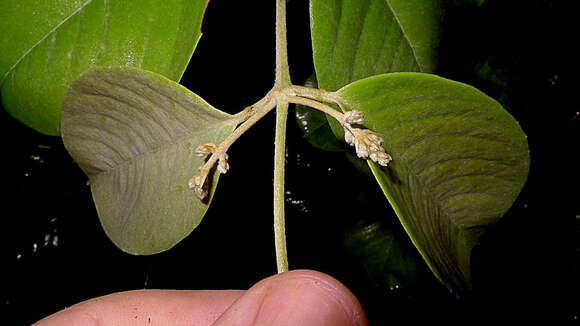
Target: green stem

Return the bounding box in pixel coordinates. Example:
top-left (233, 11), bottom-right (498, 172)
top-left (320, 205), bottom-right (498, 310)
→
top-left (273, 101), bottom-right (289, 273)
top-left (284, 94), bottom-right (345, 125)
top-left (275, 0), bottom-right (291, 88)
top-left (272, 0), bottom-right (290, 273)
top-left (190, 96), bottom-right (276, 190)
top-left (192, 0), bottom-right (356, 272)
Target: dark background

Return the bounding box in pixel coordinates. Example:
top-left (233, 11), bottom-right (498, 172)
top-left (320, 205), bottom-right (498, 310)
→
top-left (1, 0), bottom-right (577, 324)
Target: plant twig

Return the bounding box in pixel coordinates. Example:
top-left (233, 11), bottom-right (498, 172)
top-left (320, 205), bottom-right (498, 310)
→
top-left (284, 94), bottom-right (346, 126)
top-left (191, 0), bottom-right (392, 269)
top-left (273, 101), bottom-right (289, 273)
top-left (272, 0), bottom-right (291, 273)
top-left (188, 95), bottom-right (275, 198)
top-left (275, 0), bottom-right (291, 88)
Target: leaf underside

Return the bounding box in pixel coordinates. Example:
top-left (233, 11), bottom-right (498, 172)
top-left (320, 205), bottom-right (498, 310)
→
top-left (0, 0), bottom-right (209, 135)
top-left (61, 67), bottom-right (238, 255)
top-left (338, 73), bottom-right (530, 292)
top-left (344, 220), bottom-right (423, 290)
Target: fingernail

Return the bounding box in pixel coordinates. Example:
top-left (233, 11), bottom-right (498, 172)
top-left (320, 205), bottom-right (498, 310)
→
top-left (253, 272), bottom-right (367, 326)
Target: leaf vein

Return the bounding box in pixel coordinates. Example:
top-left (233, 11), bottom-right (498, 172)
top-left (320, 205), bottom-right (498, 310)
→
top-left (330, 0), bottom-right (345, 56)
top-left (348, 0), bottom-right (373, 82)
top-left (398, 133), bottom-right (510, 162)
top-left (416, 156), bottom-right (513, 178)
top-left (384, 0), bottom-right (423, 71)
top-left (0, 0), bottom-right (94, 85)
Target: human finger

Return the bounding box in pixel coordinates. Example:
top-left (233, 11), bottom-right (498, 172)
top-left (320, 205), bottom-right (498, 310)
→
top-left (32, 289), bottom-right (244, 326)
top-left (213, 269), bottom-right (368, 326)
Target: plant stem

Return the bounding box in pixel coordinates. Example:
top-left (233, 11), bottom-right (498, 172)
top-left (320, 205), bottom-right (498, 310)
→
top-left (189, 95), bottom-right (276, 193)
top-left (284, 94), bottom-right (345, 125)
top-left (273, 0), bottom-right (290, 273)
top-left (273, 101), bottom-right (289, 273)
top-left (287, 85), bottom-right (344, 106)
top-left (275, 0), bottom-right (291, 88)
top-left (193, 1), bottom-right (357, 272)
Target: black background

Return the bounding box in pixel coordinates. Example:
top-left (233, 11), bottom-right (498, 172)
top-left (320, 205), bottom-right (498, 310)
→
top-left (1, 0), bottom-right (577, 324)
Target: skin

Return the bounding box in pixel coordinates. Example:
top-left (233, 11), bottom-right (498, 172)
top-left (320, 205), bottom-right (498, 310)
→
top-left (33, 270), bottom-right (369, 326)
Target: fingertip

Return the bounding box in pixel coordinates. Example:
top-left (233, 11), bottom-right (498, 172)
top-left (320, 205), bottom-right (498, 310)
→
top-left (214, 269), bottom-right (368, 326)
top-left (272, 270), bottom-right (369, 326)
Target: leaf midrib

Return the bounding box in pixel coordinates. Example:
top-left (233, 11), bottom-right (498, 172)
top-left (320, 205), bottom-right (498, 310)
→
top-left (0, 0), bottom-right (94, 85)
top-left (374, 123), bottom-right (518, 287)
top-left (370, 160), bottom-right (464, 287)
top-left (83, 118), bottom-right (235, 178)
top-left (384, 0), bottom-right (423, 72)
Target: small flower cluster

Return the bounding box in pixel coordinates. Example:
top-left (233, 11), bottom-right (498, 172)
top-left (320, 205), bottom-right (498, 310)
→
top-left (343, 110), bottom-right (392, 167)
top-left (188, 142), bottom-right (230, 200)
top-left (188, 173), bottom-right (208, 200)
top-left (194, 142), bottom-right (217, 156)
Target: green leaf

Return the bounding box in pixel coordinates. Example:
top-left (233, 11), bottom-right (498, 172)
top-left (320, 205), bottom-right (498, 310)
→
top-left (310, 0), bottom-right (441, 92)
top-left (310, 0), bottom-right (441, 146)
top-left (61, 66), bottom-right (239, 255)
top-left (344, 220), bottom-right (423, 291)
top-left (0, 0), bottom-right (209, 136)
top-left (337, 73), bottom-right (530, 293)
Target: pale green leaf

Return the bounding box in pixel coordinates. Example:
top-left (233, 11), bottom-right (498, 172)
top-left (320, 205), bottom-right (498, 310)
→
top-left (61, 66), bottom-right (239, 255)
top-left (337, 73), bottom-right (530, 292)
top-left (0, 0), bottom-right (208, 135)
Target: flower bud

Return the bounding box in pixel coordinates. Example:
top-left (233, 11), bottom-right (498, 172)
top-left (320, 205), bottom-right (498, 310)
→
top-left (195, 142), bottom-right (217, 157)
top-left (189, 172), bottom-right (208, 200)
top-left (344, 130), bottom-right (355, 145)
top-left (344, 110), bottom-right (365, 125)
top-left (218, 154), bottom-right (229, 174)
top-left (355, 139), bottom-right (369, 159)
top-left (366, 133), bottom-right (383, 146)
top-left (373, 151), bottom-right (392, 166)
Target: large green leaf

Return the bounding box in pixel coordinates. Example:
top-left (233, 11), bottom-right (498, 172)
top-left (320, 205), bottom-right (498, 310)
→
top-left (310, 0), bottom-right (441, 145)
top-left (0, 0), bottom-right (208, 136)
top-left (336, 73), bottom-right (529, 293)
top-left (310, 0), bottom-right (440, 92)
top-left (61, 66), bottom-right (239, 255)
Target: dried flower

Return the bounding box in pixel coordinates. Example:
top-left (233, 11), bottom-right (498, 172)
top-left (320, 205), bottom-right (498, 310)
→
top-left (365, 132), bottom-right (383, 146)
top-left (344, 110), bottom-right (365, 125)
top-left (218, 153), bottom-right (229, 174)
top-left (195, 143), bottom-right (217, 157)
top-left (344, 129), bottom-right (355, 146)
top-left (344, 127), bottom-right (392, 167)
top-left (188, 172), bottom-right (209, 200)
top-left (371, 151), bottom-right (392, 166)
top-left (354, 139), bottom-right (369, 158)
top-left (190, 141), bottom-right (232, 200)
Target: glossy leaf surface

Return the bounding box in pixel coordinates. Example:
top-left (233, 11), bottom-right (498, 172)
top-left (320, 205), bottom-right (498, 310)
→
top-left (0, 0), bottom-right (208, 135)
top-left (61, 67), bottom-right (239, 255)
top-left (310, 0), bottom-right (440, 92)
top-left (310, 0), bottom-right (441, 142)
top-left (337, 73), bottom-right (529, 292)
